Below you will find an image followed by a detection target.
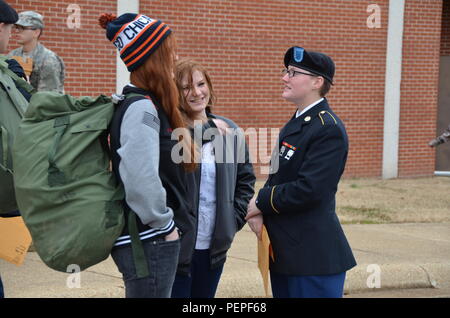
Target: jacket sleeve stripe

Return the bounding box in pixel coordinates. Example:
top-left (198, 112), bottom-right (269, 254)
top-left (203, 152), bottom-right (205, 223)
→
top-left (270, 186), bottom-right (280, 214)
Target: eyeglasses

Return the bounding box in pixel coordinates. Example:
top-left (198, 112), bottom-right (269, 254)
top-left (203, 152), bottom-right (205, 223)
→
top-left (282, 68), bottom-right (317, 78)
top-left (14, 26), bottom-right (37, 32)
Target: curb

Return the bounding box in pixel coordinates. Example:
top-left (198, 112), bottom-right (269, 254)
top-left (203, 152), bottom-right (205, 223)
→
top-left (216, 262), bottom-right (450, 298)
top-left (2, 253), bottom-right (450, 297)
top-left (344, 263), bottom-right (450, 294)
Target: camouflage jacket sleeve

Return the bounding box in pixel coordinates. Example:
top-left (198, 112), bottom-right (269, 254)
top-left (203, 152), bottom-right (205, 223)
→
top-left (37, 54), bottom-right (64, 93)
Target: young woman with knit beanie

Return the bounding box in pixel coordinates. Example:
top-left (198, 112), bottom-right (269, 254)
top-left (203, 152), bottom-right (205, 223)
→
top-left (99, 13), bottom-right (196, 298)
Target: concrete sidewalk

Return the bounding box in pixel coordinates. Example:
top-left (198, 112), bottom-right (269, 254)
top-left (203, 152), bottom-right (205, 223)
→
top-left (1, 223), bottom-right (449, 298)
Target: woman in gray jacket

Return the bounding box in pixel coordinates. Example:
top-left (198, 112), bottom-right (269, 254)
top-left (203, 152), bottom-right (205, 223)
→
top-left (100, 13), bottom-right (196, 298)
top-left (171, 59), bottom-right (256, 298)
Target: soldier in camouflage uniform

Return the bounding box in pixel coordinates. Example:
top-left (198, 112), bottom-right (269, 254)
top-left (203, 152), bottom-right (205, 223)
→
top-left (429, 124), bottom-right (450, 147)
top-left (8, 11), bottom-right (65, 93)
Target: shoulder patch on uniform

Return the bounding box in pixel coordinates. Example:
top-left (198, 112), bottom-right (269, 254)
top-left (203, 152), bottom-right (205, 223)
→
top-left (317, 111), bottom-right (337, 126)
top-left (143, 111), bottom-right (160, 132)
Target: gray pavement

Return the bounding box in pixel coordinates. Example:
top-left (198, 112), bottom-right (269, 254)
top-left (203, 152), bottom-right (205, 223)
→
top-left (1, 223), bottom-right (449, 298)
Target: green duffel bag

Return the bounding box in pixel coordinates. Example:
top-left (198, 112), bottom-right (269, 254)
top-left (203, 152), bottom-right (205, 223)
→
top-left (12, 92), bottom-right (125, 272)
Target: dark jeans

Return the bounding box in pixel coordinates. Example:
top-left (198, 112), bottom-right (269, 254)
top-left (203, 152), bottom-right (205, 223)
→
top-left (0, 275), bottom-right (3, 298)
top-left (111, 237), bottom-right (180, 298)
top-left (171, 249), bottom-right (224, 298)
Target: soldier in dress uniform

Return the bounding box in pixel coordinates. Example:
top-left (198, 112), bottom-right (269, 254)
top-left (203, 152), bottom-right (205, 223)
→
top-left (9, 11), bottom-right (64, 93)
top-left (246, 46), bottom-right (356, 298)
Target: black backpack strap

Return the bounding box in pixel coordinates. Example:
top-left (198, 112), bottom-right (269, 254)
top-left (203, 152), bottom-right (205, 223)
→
top-left (109, 93), bottom-right (149, 183)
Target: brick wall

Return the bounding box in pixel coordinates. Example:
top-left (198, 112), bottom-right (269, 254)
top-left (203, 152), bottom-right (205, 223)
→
top-left (442, 0), bottom-right (450, 55)
top-left (398, 0), bottom-right (443, 177)
top-left (6, 0), bottom-right (444, 178)
top-left (142, 0), bottom-right (390, 178)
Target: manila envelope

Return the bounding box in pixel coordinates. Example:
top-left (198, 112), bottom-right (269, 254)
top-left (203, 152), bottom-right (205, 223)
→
top-left (257, 225), bottom-right (274, 297)
top-left (0, 217), bottom-right (32, 266)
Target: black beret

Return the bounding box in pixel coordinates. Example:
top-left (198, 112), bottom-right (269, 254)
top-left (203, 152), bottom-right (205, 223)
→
top-left (284, 46), bottom-right (335, 84)
top-left (0, 0), bottom-right (18, 24)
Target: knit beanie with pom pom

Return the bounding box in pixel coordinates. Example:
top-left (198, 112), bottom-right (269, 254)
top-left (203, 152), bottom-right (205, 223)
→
top-left (99, 13), bottom-right (172, 72)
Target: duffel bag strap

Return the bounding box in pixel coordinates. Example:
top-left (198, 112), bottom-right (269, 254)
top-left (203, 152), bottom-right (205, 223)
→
top-left (48, 115), bottom-right (70, 187)
top-left (0, 125), bottom-right (12, 173)
top-left (128, 211), bottom-right (150, 278)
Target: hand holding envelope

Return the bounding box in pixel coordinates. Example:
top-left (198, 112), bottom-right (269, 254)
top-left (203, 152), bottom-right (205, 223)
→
top-left (246, 196), bottom-right (273, 296)
top-left (245, 197), bottom-right (263, 238)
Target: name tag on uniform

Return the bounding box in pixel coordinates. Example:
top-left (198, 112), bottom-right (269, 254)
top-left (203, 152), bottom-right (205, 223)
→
top-left (279, 141), bottom-right (297, 160)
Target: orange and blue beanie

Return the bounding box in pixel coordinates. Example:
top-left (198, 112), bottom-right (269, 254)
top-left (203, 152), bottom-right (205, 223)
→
top-left (99, 13), bottom-right (172, 72)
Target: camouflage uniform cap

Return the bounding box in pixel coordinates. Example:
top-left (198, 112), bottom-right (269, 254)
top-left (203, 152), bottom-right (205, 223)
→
top-left (15, 11), bottom-right (44, 29)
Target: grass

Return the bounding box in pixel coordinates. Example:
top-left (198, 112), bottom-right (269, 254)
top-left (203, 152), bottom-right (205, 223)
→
top-left (338, 206), bottom-right (393, 223)
top-left (255, 176), bottom-right (450, 224)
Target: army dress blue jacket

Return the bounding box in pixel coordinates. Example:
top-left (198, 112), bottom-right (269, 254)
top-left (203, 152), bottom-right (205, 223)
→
top-left (256, 98), bottom-right (357, 276)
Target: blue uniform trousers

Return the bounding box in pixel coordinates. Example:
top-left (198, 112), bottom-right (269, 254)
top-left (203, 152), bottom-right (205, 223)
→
top-left (0, 275), bottom-right (3, 298)
top-left (270, 271), bottom-right (346, 298)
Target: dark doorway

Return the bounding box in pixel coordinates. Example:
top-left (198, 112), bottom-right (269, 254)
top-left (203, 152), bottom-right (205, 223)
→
top-left (436, 1), bottom-right (450, 171)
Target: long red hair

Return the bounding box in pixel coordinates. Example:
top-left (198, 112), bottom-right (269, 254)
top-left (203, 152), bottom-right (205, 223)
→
top-left (130, 34), bottom-right (197, 172)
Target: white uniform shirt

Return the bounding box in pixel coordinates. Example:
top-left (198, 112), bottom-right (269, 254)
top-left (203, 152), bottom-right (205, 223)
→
top-left (295, 98), bottom-right (324, 118)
